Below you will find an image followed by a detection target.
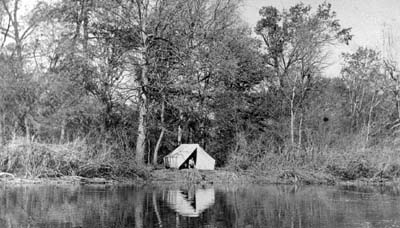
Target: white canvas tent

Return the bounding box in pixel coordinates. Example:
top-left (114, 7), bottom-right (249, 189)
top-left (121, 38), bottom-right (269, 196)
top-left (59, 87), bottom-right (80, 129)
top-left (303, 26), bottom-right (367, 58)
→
top-left (163, 144), bottom-right (215, 170)
top-left (164, 188), bottom-right (215, 217)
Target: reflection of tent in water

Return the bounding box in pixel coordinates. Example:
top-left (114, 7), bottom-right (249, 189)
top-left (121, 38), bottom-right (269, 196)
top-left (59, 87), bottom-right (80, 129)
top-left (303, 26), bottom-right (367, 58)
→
top-left (164, 188), bottom-right (215, 217)
top-left (163, 144), bottom-right (215, 170)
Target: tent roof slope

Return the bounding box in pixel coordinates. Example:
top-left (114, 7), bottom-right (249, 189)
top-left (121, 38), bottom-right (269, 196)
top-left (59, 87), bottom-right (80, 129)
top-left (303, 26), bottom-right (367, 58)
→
top-left (165, 144), bottom-right (215, 161)
top-left (166, 144), bottom-right (199, 157)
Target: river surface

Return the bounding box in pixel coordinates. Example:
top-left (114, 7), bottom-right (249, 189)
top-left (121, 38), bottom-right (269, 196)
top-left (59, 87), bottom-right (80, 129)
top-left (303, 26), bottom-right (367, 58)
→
top-left (1, 183), bottom-right (400, 228)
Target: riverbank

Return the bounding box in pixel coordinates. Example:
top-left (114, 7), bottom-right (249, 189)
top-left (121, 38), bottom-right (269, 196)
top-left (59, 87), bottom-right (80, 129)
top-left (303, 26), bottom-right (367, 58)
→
top-left (1, 137), bottom-right (399, 187)
top-left (1, 164), bottom-right (400, 187)
top-left (149, 168), bottom-right (336, 185)
top-left (154, 168), bottom-right (400, 186)
top-left (0, 167), bottom-right (392, 186)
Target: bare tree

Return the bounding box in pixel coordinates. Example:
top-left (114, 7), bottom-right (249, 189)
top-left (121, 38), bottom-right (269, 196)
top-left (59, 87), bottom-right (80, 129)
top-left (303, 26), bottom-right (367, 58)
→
top-left (255, 3), bottom-right (351, 156)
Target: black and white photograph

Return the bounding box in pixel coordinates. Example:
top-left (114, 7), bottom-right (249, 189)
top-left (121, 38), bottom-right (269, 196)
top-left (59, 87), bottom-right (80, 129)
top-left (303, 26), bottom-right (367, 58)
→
top-left (0, 0), bottom-right (399, 227)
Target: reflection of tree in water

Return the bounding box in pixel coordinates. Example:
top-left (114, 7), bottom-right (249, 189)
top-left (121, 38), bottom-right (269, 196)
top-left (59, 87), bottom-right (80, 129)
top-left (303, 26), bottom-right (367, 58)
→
top-left (0, 185), bottom-right (227, 228)
top-left (0, 185), bottom-right (221, 228)
top-left (0, 185), bottom-right (147, 228)
top-left (219, 185), bottom-right (332, 228)
top-left (2, 185), bottom-right (400, 228)
top-left (217, 184), bottom-right (400, 228)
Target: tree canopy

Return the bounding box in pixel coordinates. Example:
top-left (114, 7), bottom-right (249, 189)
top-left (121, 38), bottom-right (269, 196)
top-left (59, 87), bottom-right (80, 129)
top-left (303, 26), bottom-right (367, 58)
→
top-left (0, 0), bottom-right (399, 175)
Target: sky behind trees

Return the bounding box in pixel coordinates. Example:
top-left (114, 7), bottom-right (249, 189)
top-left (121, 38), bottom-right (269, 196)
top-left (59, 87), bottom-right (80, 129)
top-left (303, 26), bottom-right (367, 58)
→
top-left (20, 0), bottom-right (400, 78)
top-left (241, 0), bottom-right (400, 77)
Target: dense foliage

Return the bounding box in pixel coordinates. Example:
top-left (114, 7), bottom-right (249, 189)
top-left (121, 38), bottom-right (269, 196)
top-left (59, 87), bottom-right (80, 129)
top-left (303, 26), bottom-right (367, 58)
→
top-left (0, 0), bottom-right (399, 177)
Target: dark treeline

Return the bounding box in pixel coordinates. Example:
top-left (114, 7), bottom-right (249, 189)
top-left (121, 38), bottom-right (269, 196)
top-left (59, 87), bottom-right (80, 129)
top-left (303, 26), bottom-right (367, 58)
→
top-left (0, 0), bottom-right (399, 177)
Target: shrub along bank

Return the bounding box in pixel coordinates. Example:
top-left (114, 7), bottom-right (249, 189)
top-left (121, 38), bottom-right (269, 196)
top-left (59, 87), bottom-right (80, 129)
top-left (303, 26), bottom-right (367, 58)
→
top-left (0, 138), bottom-right (150, 182)
top-left (1, 137), bottom-right (400, 186)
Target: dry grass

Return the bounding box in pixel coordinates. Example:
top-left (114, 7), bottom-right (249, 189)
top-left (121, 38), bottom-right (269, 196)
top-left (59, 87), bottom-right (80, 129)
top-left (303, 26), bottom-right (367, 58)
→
top-left (226, 131), bottom-right (400, 181)
top-left (0, 137), bottom-right (86, 177)
top-left (322, 134), bottom-right (400, 180)
top-left (0, 137), bottom-right (149, 180)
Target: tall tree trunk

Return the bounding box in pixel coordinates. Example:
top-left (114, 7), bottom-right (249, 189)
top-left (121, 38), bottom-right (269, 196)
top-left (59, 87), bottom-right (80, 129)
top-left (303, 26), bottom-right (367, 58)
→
top-left (177, 126), bottom-right (182, 144)
top-left (177, 109), bottom-right (183, 145)
top-left (82, 0), bottom-right (89, 54)
top-left (153, 129), bottom-right (165, 164)
top-left (147, 138), bottom-right (151, 165)
top-left (290, 86), bottom-right (296, 146)
top-left (397, 76), bottom-right (400, 119)
top-left (12, 0), bottom-right (22, 68)
top-left (153, 97), bottom-right (165, 165)
top-left (396, 90), bottom-right (400, 120)
top-left (298, 112), bottom-right (303, 157)
top-left (366, 93), bottom-right (380, 147)
top-left (60, 119), bottom-right (66, 144)
top-left (200, 120), bottom-right (205, 148)
top-left (135, 0), bottom-right (149, 164)
top-left (12, 119), bottom-right (18, 141)
top-left (24, 116), bottom-right (30, 142)
top-left (397, 96), bottom-right (400, 120)
top-left (136, 94), bottom-right (147, 163)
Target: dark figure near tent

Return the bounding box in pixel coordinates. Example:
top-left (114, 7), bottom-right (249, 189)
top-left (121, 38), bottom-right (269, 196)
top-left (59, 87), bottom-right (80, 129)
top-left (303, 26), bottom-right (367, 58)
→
top-left (179, 149), bottom-right (197, 170)
top-left (189, 158), bottom-right (195, 168)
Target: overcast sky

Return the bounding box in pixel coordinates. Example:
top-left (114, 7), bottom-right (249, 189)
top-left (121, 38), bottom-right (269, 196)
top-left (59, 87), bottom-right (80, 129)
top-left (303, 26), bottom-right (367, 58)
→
top-left (241, 0), bottom-right (400, 77)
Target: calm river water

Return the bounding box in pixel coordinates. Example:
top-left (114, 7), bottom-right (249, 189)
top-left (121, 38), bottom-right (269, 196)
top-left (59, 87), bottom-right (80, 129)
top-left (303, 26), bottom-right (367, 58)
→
top-left (0, 184), bottom-right (400, 228)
